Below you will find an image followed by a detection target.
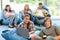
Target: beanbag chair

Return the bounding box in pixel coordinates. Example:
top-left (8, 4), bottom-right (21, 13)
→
top-left (0, 12), bottom-right (2, 19)
top-left (0, 9), bottom-right (9, 25)
top-left (0, 9), bottom-right (20, 25)
top-left (1, 27), bottom-right (41, 40)
top-left (18, 9), bottom-right (33, 22)
top-left (1, 30), bottom-right (28, 40)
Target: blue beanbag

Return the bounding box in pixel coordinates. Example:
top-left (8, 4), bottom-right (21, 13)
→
top-left (0, 12), bottom-right (2, 19)
top-left (0, 9), bottom-right (20, 25)
top-left (1, 29), bottom-right (40, 40)
top-left (18, 9), bottom-right (33, 22)
top-left (1, 30), bottom-right (28, 40)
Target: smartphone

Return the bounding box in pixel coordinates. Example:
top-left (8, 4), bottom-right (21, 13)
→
top-left (43, 35), bottom-right (47, 39)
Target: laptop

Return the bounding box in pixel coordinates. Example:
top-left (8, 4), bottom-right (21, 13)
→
top-left (16, 27), bottom-right (29, 38)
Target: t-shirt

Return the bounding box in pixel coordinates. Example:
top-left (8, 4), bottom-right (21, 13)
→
top-left (5, 11), bottom-right (17, 18)
top-left (40, 26), bottom-right (60, 38)
top-left (34, 9), bottom-right (47, 17)
top-left (6, 12), bottom-right (15, 16)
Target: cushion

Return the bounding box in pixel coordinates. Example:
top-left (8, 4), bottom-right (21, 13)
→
top-left (1, 30), bottom-right (28, 40)
top-left (34, 31), bottom-right (41, 35)
top-left (35, 26), bottom-right (41, 31)
top-left (0, 9), bottom-right (20, 25)
top-left (1, 28), bottom-right (41, 40)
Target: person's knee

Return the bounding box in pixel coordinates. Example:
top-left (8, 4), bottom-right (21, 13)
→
top-left (46, 36), bottom-right (55, 40)
top-left (31, 36), bottom-right (35, 39)
top-left (31, 36), bottom-right (39, 39)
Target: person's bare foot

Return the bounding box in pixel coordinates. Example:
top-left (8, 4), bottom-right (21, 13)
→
top-left (14, 24), bottom-right (17, 27)
top-left (8, 24), bottom-right (13, 28)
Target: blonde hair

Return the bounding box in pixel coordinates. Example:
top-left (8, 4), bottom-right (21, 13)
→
top-left (24, 4), bottom-right (29, 10)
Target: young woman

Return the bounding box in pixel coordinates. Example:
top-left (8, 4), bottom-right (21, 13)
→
top-left (18, 14), bottom-right (38, 39)
top-left (22, 4), bottom-right (32, 16)
top-left (4, 5), bottom-right (17, 28)
top-left (21, 4), bottom-right (34, 22)
top-left (18, 14), bottom-right (35, 34)
top-left (31, 17), bottom-right (60, 40)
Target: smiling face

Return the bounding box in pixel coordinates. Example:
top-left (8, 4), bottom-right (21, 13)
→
top-left (5, 5), bottom-right (11, 12)
top-left (24, 15), bottom-right (30, 24)
top-left (44, 18), bottom-right (51, 28)
top-left (38, 3), bottom-right (43, 9)
top-left (39, 5), bottom-right (43, 9)
top-left (6, 6), bottom-right (10, 11)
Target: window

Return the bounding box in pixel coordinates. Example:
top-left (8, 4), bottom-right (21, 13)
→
top-left (10, 0), bottom-right (14, 2)
top-left (1, 0), bottom-right (60, 16)
top-left (47, 0), bottom-right (60, 16)
top-left (0, 0), bottom-right (3, 11)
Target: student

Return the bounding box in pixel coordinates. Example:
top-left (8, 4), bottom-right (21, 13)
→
top-left (18, 14), bottom-right (35, 32)
top-left (18, 14), bottom-right (35, 35)
top-left (34, 3), bottom-right (48, 17)
top-left (31, 17), bottom-right (60, 40)
top-left (4, 5), bottom-right (17, 28)
top-left (33, 3), bottom-right (48, 26)
top-left (21, 4), bottom-right (34, 22)
top-left (18, 14), bottom-right (38, 39)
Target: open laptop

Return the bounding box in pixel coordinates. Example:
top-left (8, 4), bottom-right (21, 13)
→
top-left (16, 27), bottom-right (29, 38)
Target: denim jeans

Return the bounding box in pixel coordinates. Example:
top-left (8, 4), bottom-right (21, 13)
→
top-left (6, 15), bottom-right (17, 25)
top-left (46, 36), bottom-right (56, 40)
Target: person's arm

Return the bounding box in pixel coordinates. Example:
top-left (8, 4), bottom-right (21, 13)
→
top-left (54, 36), bottom-right (60, 40)
top-left (4, 11), bottom-right (6, 18)
top-left (29, 31), bottom-right (35, 34)
top-left (39, 30), bottom-right (44, 38)
top-left (33, 9), bottom-right (38, 16)
top-left (18, 22), bottom-right (23, 27)
top-left (34, 30), bottom-right (44, 40)
top-left (22, 10), bottom-right (25, 16)
top-left (31, 30), bottom-right (44, 40)
top-left (29, 27), bottom-right (35, 34)
top-left (33, 11), bottom-right (36, 16)
top-left (34, 35), bottom-right (43, 40)
top-left (42, 9), bottom-right (48, 16)
top-left (54, 26), bottom-right (60, 40)
top-left (29, 22), bottom-right (35, 34)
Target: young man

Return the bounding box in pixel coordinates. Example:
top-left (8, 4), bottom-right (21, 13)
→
top-left (34, 3), bottom-right (48, 17)
top-left (33, 3), bottom-right (48, 26)
top-left (32, 17), bottom-right (60, 40)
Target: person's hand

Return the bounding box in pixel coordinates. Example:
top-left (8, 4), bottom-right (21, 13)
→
top-left (35, 36), bottom-right (43, 40)
top-left (4, 17), bottom-right (7, 19)
top-left (44, 13), bottom-right (47, 16)
top-left (29, 31), bottom-right (35, 34)
top-left (29, 32), bottom-right (31, 35)
top-left (54, 36), bottom-right (59, 40)
top-left (33, 13), bottom-right (36, 16)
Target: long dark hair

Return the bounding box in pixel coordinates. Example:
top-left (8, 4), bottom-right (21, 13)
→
top-left (24, 14), bottom-right (31, 31)
top-left (26, 22), bottom-right (30, 31)
top-left (5, 5), bottom-right (12, 12)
